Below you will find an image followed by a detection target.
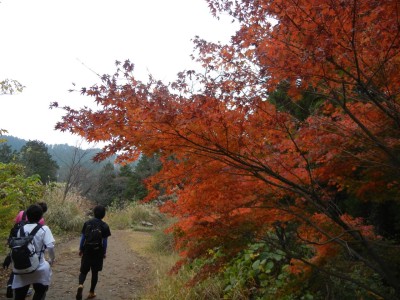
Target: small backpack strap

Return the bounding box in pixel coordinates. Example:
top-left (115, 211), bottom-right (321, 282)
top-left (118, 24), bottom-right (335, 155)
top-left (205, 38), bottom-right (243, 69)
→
top-left (29, 224), bottom-right (43, 237)
top-left (18, 226), bottom-right (26, 237)
top-left (18, 224), bottom-right (42, 238)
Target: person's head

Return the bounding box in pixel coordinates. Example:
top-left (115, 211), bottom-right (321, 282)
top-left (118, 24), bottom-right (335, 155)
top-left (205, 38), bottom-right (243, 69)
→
top-left (93, 205), bottom-right (106, 220)
top-left (37, 202), bottom-right (47, 214)
top-left (26, 204), bottom-right (43, 223)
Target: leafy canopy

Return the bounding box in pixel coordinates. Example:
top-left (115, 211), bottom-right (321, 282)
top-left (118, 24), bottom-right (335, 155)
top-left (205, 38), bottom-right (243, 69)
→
top-left (52, 0), bottom-right (400, 297)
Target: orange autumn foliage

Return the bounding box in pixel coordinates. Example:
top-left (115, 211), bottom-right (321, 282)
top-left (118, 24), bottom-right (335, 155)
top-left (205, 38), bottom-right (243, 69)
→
top-left (52, 0), bottom-right (400, 296)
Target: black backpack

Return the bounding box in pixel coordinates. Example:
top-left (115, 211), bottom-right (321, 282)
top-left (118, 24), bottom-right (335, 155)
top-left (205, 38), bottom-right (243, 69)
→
top-left (84, 221), bottom-right (103, 252)
top-left (8, 211), bottom-right (27, 245)
top-left (9, 224), bottom-right (42, 274)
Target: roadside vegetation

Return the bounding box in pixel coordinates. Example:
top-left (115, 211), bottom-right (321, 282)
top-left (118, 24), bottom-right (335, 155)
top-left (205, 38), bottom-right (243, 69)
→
top-left (110, 205), bottom-right (227, 300)
top-left (1, 156), bottom-right (397, 299)
top-left (42, 184), bottom-right (88, 237)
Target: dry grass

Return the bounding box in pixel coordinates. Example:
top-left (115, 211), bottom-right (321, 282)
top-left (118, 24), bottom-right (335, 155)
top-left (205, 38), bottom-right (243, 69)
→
top-left (106, 202), bottom-right (169, 231)
top-left (42, 184), bottom-right (88, 236)
top-left (126, 223), bottom-right (224, 300)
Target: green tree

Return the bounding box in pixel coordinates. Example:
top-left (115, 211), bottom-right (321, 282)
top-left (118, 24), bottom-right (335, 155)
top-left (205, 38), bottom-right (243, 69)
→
top-left (116, 164), bottom-right (140, 203)
top-left (124, 173), bottom-right (148, 201)
top-left (119, 164), bottom-right (133, 177)
top-left (95, 162), bottom-right (118, 206)
top-left (134, 154), bottom-right (162, 179)
top-left (93, 156), bottom-right (161, 206)
top-left (0, 143), bottom-right (16, 163)
top-left (115, 155), bottom-right (162, 204)
top-left (130, 154), bottom-right (162, 200)
top-left (18, 140), bottom-right (59, 184)
top-left (0, 162), bottom-right (44, 240)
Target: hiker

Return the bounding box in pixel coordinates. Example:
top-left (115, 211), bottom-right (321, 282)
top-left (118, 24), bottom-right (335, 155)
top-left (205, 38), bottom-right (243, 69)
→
top-left (11, 204), bottom-right (55, 300)
top-left (3, 202), bottom-right (48, 298)
top-left (76, 205), bottom-right (111, 300)
top-left (15, 202), bottom-right (47, 225)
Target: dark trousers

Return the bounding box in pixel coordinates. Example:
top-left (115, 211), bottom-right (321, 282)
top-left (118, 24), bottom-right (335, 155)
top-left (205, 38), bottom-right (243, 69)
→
top-left (79, 250), bottom-right (103, 292)
top-left (7, 272), bottom-right (13, 286)
top-left (79, 270), bottom-right (99, 293)
top-left (14, 283), bottom-right (48, 300)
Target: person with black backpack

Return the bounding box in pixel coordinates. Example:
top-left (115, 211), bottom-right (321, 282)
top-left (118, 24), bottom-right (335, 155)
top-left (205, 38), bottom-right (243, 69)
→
top-left (11, 204), bottom-right (55, 300)
top-left (3, 202), bottom-right (48, 298)
top-left (76, 205), bottom-right (111, 300)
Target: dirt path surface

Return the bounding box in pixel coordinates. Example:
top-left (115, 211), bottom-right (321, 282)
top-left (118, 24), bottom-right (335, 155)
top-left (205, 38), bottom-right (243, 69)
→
top-left (0, 230), bottom-right (152, 300)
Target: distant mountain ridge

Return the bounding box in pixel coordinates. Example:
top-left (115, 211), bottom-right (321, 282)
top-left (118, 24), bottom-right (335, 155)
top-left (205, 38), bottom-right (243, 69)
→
top-left (2, 135), bottom-right (26, 151)
top-left (2, 135), bottom-right (116, 178)
top-left (3, 135), bottom-right (101, 152)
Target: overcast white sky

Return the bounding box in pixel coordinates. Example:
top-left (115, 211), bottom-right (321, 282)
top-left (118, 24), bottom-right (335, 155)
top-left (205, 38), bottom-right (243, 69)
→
top-left (0, 0), bottom-right (237, 148)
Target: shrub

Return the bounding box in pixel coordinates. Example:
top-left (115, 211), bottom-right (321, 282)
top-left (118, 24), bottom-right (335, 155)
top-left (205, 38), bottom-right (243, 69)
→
top-left (107, 201), bottom-right (169, 230)
top-left (144, 252), bottom-right (224, 300)
top-left (0, 162), bottom-right (44, 250)
top-left (42, 184), bottom-right (86, 235)
top-left (151, 225), bottom-right (175, 254)
top-left (221, 242), bottom-right (314, 300)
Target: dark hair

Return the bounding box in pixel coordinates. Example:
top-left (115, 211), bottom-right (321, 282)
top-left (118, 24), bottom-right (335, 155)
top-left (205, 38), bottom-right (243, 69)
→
top-left (26, 204), bottom-right (43, 223)
top-left (93, 205), bottom-right (106, 219)
top-left (37, 202), bottom-right (47, 214)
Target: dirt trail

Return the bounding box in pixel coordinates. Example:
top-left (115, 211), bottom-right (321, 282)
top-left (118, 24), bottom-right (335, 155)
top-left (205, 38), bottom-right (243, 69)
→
top-left (0, 230), bottom-right (152, 300)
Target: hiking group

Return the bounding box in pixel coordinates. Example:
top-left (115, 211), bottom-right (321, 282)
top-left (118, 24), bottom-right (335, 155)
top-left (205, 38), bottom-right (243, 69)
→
top-left (2, 204), bottom-right (111, 300)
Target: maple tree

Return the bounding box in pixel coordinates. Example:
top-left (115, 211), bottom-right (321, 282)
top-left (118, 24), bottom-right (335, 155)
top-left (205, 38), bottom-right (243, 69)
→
top-left (52, 0), bottom-right (400, 297)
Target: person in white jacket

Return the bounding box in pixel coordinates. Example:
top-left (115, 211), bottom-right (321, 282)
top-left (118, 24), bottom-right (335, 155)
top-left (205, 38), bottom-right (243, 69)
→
top-left (12, 204), bottom-right (55, 300)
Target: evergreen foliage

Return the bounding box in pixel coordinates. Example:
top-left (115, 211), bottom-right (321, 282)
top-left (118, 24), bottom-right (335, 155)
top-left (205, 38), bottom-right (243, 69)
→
top-left (0, 143), bottom-right (17, 163)
top-left (18, 140), bottom-right (59, 184)
top-left (91, 155), bottom-right (161, 207)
